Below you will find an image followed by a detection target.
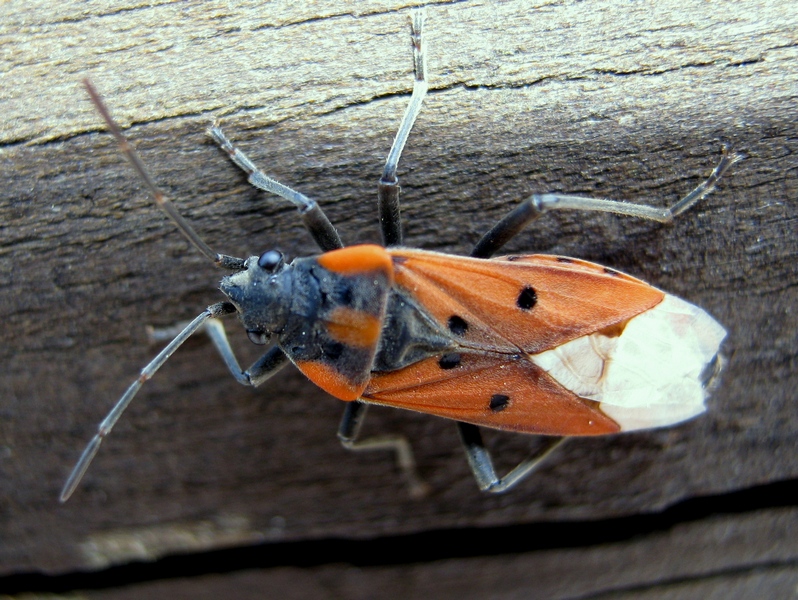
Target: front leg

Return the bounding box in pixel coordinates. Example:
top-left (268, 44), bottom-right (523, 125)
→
top-left (208, 125), bottom-right (343, 253)
top-left (202, 318), bottom-right (290, 386)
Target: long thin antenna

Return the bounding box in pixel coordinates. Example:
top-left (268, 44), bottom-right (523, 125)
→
top-left (60, 302), bottom-right (237, 502)
top-left (83, 79), bottom-right (245, 271)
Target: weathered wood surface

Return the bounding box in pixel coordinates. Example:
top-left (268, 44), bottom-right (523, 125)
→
top-left (6, 506), bottom-right (797, 598)
top-left (1, 0), bottom-right (796, 589)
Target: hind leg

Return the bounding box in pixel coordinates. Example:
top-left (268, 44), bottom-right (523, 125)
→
top-left (455, 147), bottom-right (741, 492)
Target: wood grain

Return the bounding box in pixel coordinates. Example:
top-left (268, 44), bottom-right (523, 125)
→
top-left (22, 508), bottom-right (798, 599)
top-left (1, 0), bottom-right (796, 585)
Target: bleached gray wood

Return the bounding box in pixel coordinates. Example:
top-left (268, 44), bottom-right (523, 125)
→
top-left (0, 0), bottom-right (795, 580)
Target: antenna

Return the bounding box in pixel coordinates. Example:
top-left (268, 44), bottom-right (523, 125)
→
top-left (60, 302), bottom-right (237, 502)
top-left (83, 79), bottom-right (245, 271)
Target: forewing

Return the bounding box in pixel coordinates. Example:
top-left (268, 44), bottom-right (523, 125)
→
top-left (363, 352), bottom-right (621, 435)
top-left (389, 249), bottom-right (664, 354)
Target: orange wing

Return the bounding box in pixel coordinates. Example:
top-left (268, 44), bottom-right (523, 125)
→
top-left (361, 249), bottom-right (666, 434)
top-left (363, 353), bottom-right (621, 435)
top-left (388, 249), bottom-right (664, 354)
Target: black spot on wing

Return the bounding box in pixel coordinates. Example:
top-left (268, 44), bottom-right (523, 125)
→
top-left (517, 286), bottom-right (537, 310)
top-left (438, 353), bottom-right (462, 369)
top-left (489, 394), bottom-right (510, 412)
top-left (448, 315), bottom-right (468, 336)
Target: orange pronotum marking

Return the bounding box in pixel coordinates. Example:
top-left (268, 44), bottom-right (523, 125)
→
top-left (317, 244), bottom-right (394, 280)
top-left (295, 361), bottom-right (365, 401)
top-left (326, 308), bottom-right (382, 348)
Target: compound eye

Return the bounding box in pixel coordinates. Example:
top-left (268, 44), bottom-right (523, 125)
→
top-left (247, 329), bottom-right (269, 345)
top-left (257, 250), bottom-right (284, 272)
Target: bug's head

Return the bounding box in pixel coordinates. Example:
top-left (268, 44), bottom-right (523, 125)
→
top-left (220, 249), bottom-right (293, 345)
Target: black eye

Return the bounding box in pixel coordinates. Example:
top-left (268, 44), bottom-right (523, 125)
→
top-left (258, 250), bottom-right (283, 272)
top-left (247, 329), bottom-right (269, 345)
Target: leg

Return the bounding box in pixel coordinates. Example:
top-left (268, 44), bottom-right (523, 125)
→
top-left (471, 146), bottom-right (743, 259)
top-left (378, 8), bottom-right (429, 247)
top-left (460, 147), bottom-right (742, 491)
top-left (148, 318), bottom-right (291, 386)
top-left (208, 125), bottom-right (343, 252)
top-left (202, 319), bottom-right (290, 386)
top-left (337, 13), bottom-right (429, 496)
top-left (457, 423), bottom-right (567, 493)
top-left (337, 401), bottom-right (430, 498)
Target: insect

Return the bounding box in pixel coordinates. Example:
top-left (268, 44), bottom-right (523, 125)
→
top-left (61, 9), bottom-right (741, 501)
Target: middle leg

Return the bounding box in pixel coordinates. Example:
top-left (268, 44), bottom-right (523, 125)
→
top-left (338, 401), bottom-right (430, 498)
top-left (378, 8), bottom-right (429, 247)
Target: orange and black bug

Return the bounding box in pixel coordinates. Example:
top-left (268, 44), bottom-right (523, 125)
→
top-left (61, 9), bottom-right (741, 501)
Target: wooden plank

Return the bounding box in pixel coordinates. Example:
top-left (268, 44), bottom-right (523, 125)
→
top-left (8, 507), bottom-right (797, 598)
top-left (1, 0), bottom-right (796, 575)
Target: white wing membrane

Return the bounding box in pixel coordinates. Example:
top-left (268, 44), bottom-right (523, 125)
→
top-left (530, 295), bottom-right (727, 431)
